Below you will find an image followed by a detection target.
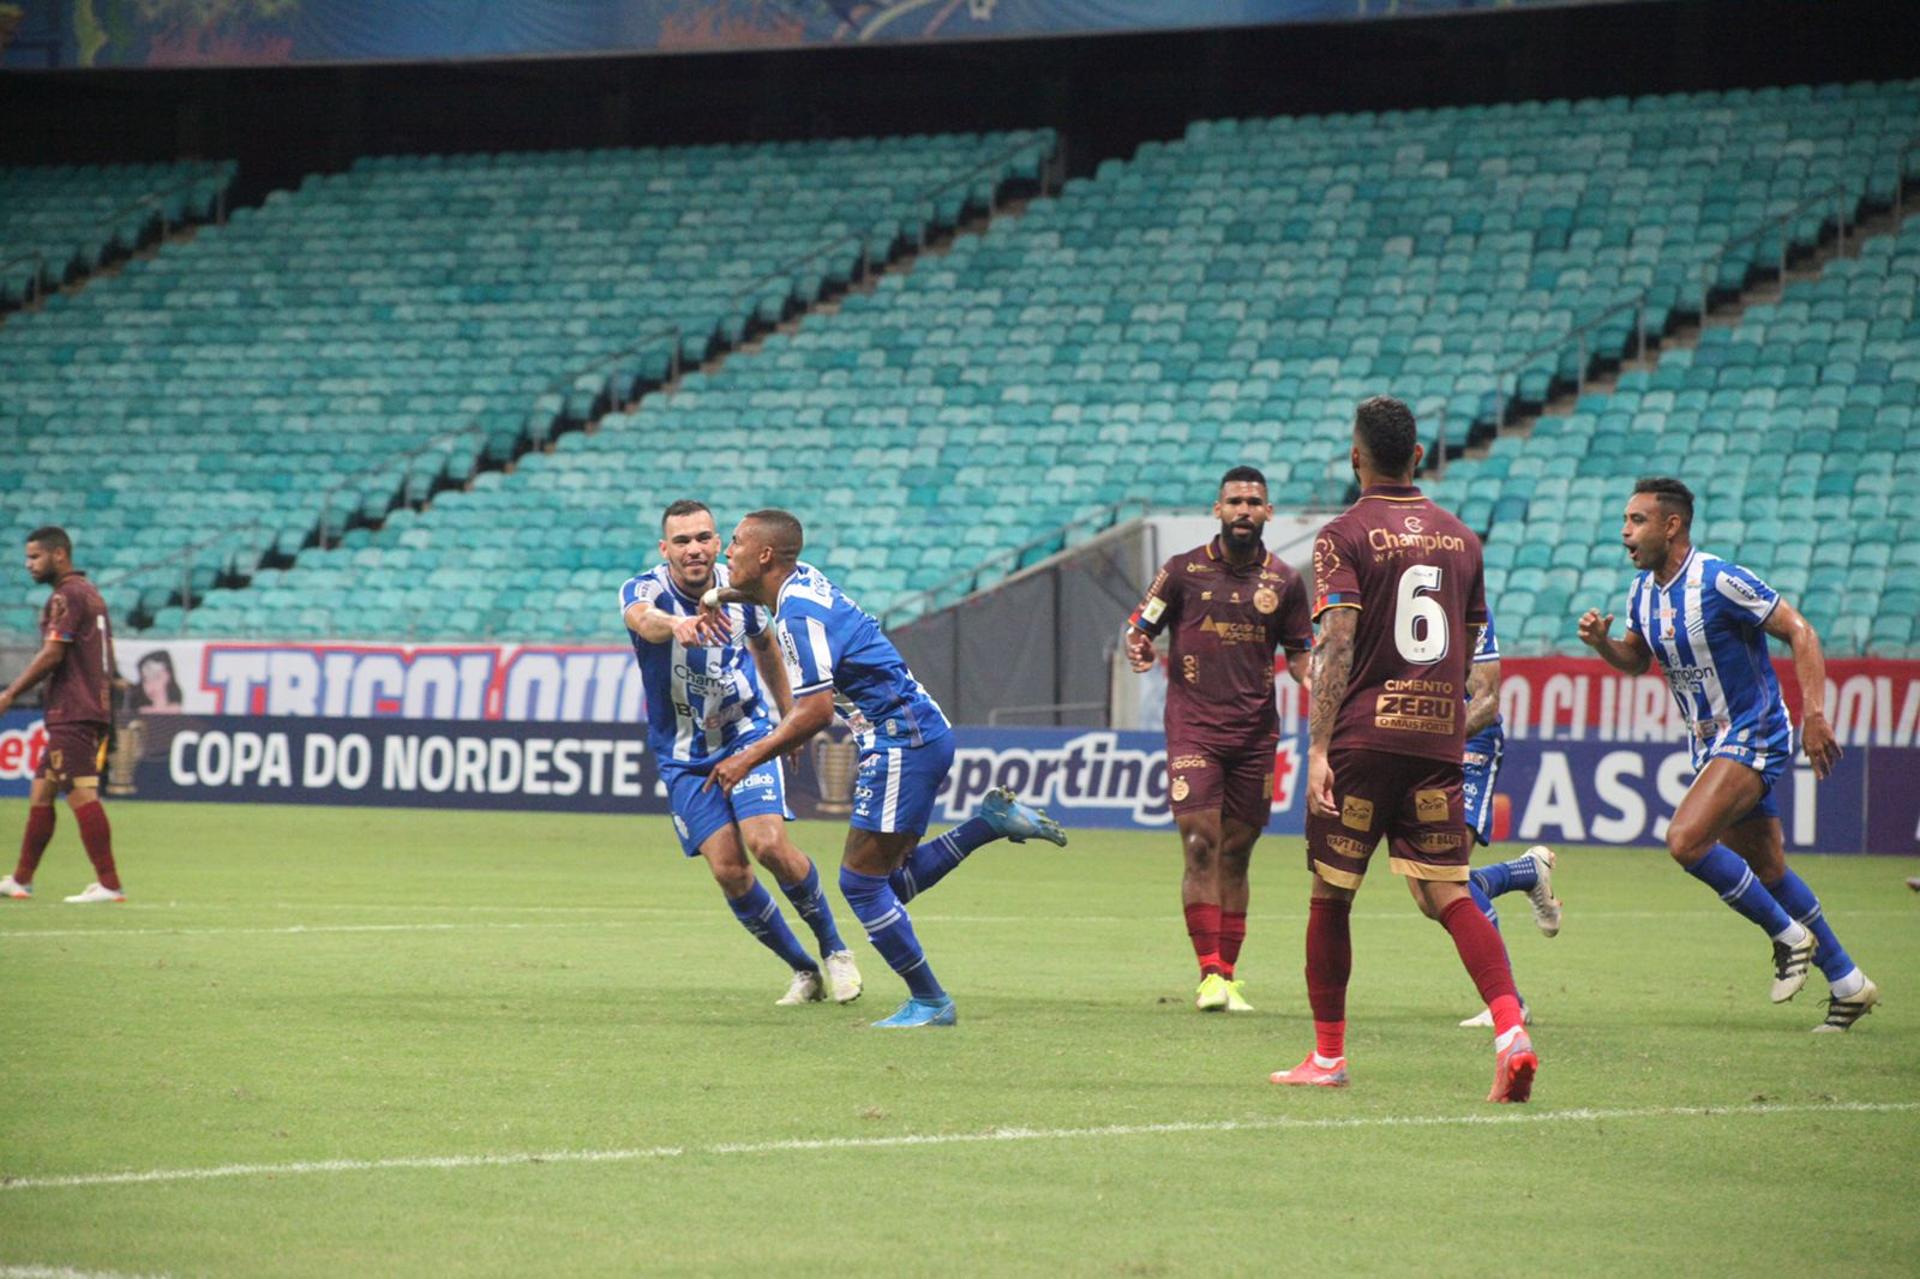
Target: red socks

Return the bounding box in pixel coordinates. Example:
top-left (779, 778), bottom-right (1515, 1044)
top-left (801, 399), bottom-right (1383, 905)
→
top-left (1306, 896), bottom-right (1352, 1059)
top-left (72, 801), bottom-right (121, 892)
top-left (1439, 895), bottom-right (1524, 1036)
top-left (1184, 901), bottom-right (1223, 976)
top-left (1218, 910), bottom-right (1247, 978)
top-left (16, 805), bottom-right (55, 884)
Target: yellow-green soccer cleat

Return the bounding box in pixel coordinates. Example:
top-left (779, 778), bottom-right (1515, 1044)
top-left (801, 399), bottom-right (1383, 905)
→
top-left (1195, 972), bottom-right (1229, 1012)
top-left (1224, 979), bottom-right (1255, 1013)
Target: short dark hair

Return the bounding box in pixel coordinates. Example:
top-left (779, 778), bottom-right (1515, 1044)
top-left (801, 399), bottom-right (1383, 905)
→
top-left (743, 508), bottom-right (804, 560)
top-left (1219, 465), bottom-right (1267, 493)
top-left (659, 499), bottom-right (711, 533)
top-left (26, 526), bottom-right (71, 555)
top-left (1353, 396), bottom-right (1419, 477)
top-left (1633, 476), bottom-right (1694, 527)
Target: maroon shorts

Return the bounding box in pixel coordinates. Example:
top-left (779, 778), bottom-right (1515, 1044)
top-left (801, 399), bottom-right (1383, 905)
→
top-left (1304, 747), bottom-right (1469, 889)
top-left (36, 721), bottom-right (109, 788)
top-left (1167, 737), bottom-right (1276, 830)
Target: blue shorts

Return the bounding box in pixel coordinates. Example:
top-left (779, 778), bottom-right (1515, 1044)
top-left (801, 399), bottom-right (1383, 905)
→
top-left (851, 732), bottom-right (956, 837)
top-left (1462, 726), bottom-right (1504, 848)
top-left (1697, 738), bottom-right (1785, 822)
top-left (662, 758), bottom-right (792, 857)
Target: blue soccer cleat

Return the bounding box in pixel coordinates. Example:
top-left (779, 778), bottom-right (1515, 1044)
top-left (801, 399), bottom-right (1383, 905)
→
top-left (979, 786), bottom-right (1068, 847)
top-left (871, 997), bottom-right (958, 1028)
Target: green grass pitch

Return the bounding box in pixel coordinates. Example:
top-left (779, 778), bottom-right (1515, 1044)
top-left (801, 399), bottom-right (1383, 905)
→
top-left (1, 800), bottom-right (1916, 1277)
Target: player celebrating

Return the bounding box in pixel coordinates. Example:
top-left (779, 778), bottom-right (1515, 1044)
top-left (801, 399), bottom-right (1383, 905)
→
top-left (0, 527), bottom-right (126, 903)
top-left (1272, 397), bottom-right (1536, 1102)
top-left (1125, 465), bottom-right (1311, 1013)
top-left (1579, 477), bottom-right (1877, 1031)
top-left (1455, 604), bottom-right (1561, 1028)
top-left (620, 500), bottom-right (861, 1007)
top-left (701, 509), bottom-right (1067, 1028)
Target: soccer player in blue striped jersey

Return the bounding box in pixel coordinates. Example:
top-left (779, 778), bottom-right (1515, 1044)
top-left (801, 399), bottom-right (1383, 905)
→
top-left (620, 500), bottom-right (861, 1008)
top-left (1456, 605), bottom-right (1561, 1028)
top-left (1579, 476), bottom-right (1878, 1031)
top-left (701, 508), bottom-right (1067, 1029)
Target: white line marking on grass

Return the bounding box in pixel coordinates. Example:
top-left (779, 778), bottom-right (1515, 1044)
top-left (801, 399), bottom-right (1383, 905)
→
top-left (0, 922), bottom-right (636, 941)
top-left (0, 1266), bottom-right (170, 1278)
top-left (5, 1102), bottom-right (1912, 1193)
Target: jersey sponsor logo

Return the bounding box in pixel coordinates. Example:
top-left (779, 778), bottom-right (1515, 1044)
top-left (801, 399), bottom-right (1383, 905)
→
top-left (1414, 788), bottom-right (1450, 822)
top-left (672, 665), bottom-right (735, 697)
top-left (1410, 830), bottom-right (1461, 854)
top-left (1182, 654), bottom-right (1199, 683)
top-left (1719, 574), bottom-right (1762, 607)
top-left (1140, 596), bottom-right (1167, 625)
top-left (739, 770), bottom-right (777, 790)
top-left (1184, 562), bottom-right (1213, 574)
top-left (1197, 616), bottom-right (1265, 644)
top-left (1341, 795), bottom-right (1374, 831)
top-left (1366, 527), bottom-right (1467, 556)
top-left (1463, 749), bottom-right (1490, 768)
top-left (1253, 587), bottom-right (1279, 615)
top-left (1402, 516), bottom-right (1424, 534)
top-left (1170, 754), bottom-right (1210, 771)
top-left (1375, 690), bottom-right (1457, 735)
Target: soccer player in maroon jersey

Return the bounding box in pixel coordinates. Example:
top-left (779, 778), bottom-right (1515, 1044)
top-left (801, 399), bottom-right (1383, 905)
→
top-left (0, 528), bottom-right (127, 903)
top-left (1126, 466), bottom-right (1312, 1013)
top-left (1271, 398), bottom-right (1536, 1102)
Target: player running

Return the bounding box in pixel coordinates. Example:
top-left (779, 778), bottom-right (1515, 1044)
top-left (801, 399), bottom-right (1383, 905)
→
top-left (1578, 477), bottom-right (1877, 1031)
top-left (1455, 604), bottom-right (1561, 1028)
top-left (620, 500), bottom-right (861, 1007)
top-left (1272, 396), bottom-right (1536, 1102)
top-left (700, 509), bottom-right (1067, 1029)
top-left (0, 527), bottom-right (126, 903)
top-left (1125, 465), bottom-right (1311, 1013)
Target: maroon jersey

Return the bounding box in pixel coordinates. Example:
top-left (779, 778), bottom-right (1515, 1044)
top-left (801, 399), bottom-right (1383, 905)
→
top-left (1130, 536), bottom-right (1312, 746)
top-left (1312, 484), bottom-right (1486, 763)
top-left (40, 573), bottom-right (113, 725)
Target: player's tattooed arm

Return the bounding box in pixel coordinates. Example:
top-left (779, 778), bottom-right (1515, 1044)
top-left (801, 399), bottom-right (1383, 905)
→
top-left (1576, 608), bottom-right (1651, 675)
top-left (1762, 599), bottom-right (1841, 778)
top-left (1305, 609), bottom-right (1355, 818)
top-left (624, 602), bottom-right (724, 647)
top-left (1464, 649), bottom-right (1500, 737)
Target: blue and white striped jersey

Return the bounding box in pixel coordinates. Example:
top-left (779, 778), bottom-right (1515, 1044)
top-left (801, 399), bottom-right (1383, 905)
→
top-left (773, 561), bottom-right (949, 752)
top-left (1625, 548), bottom-right (1793, 772)
top-left (1467, 605), bottom-right (1503, 736)
top-left (618, 563), bottom-right (775, 769)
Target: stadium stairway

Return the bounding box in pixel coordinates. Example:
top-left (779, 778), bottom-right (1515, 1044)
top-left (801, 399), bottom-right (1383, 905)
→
top-left (0, 160), bottom-right (234, 313)
top-left (0, 132), bottom-right (1057, 641)
top-left (1427, 202), bottom-right (1920, 658)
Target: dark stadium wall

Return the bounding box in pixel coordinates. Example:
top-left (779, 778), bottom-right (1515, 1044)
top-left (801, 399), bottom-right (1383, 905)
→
top-left (2, 0), bottom-right (1916, 207)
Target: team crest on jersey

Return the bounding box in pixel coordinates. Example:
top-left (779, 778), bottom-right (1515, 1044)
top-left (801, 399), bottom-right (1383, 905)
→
top-left (1170, 778), bottom-right (1190, 802)
top-left (1253, 587), bottom-right (1278, 615)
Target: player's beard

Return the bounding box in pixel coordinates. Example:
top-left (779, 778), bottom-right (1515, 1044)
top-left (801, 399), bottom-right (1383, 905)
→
top-left (1222, 523), bottom-right (1262, 553)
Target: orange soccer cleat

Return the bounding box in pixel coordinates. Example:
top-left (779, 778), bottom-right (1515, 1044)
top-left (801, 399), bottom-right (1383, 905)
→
top-left (1488, 1030), bottom-right (1538, 1104)
top-left (1269, 1054), bottom-right (1349, 1088)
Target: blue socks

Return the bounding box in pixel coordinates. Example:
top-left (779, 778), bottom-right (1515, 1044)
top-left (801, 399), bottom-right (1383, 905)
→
top-left (1467, 877), bottom-right (1502, 929)
top-left (889, 816), bottom-right (998, 904)
top-left (1764, 868), bottom-right (1855, 983)
top-left (1472, 854), bottom-right (1539, 901)
top-left (840, 867), bottom-right (946, 1001)
top-left (778, 863), bottom-right (846, 957)
top-left (1685, 844), bottom-right (1801, 939)
top-left (726, 881), bottom-right (818, 973)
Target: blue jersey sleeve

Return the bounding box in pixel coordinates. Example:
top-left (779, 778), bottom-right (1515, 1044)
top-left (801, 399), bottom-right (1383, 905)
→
top-left (740, 603), bottom-right (770, 640)
top-left (1473, 607), bottom-right (1500, 662)
top-left (1624, 576), bottom-right (1646, 636)
top-left (619, 575), bottom-right (665, 643)
top-left (775, 597), bottom-right (839, 696)
top-left (1713, 562), bottom-right (1780, 629)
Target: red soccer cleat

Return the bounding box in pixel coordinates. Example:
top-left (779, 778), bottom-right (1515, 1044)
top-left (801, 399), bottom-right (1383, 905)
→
top-left (1488, 1030), bottom-right (1537, 1104)
top-left (1270, 1054), bottom-right (1349, 1088)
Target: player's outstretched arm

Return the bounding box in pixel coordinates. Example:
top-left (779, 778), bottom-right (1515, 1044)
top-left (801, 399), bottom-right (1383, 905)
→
top-left (1762, 599), bottom-right (1840, 779)
top-left (1464, 651), bottom-right (1501, 738)
top-left (1306, 609), bottom-right (1356, 818)
top-left (624, 602), bottom-right (726, 648)
top-left (0, 636), bottom-right (66, 715)
top-left (1577, 609), bottom-right (1651, 675)
top-left (703, 689), bottom-right (835, 794)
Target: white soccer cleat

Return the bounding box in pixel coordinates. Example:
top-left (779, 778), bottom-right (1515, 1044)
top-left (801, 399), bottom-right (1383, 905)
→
top-left (1812, 977), bottom-right (1880, 1033)
top-left (1770, 930), bottom-right (1816, 1003)
top-left (0, 874), bottom-right (31, 899)
top-left (63, 882), bottom-right (126, 904)
top-left (1523, 846), bottom-right (1562, 937)
top-left (1459, 1001), bottom-right (1532, 1029)
top-left (775, 968), bottom-right (825, 1006)
top-left (824, 950), bottom-right (863, 1004)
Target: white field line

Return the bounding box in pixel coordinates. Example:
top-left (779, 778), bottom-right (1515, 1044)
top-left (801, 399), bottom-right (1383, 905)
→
top-left (4, 1102), bottom-right (1913, 1194)
top-left (0, 1267), bottom-right (170, 1279)
top-left (0, 921), bottom-right (636, 940)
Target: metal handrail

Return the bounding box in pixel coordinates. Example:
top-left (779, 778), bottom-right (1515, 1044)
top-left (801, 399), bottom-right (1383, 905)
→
top-left (1, 167), bottom-right (229, 311)
top-left (881, 497), bottom-right (1151, 629)
top-left (0, 249), bottom-right (46, 309)
top-left (1487, 134), bottom-right (1920, 433)
top-left (94, 134), bottom-right (1061, 636)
